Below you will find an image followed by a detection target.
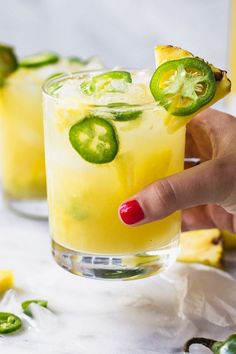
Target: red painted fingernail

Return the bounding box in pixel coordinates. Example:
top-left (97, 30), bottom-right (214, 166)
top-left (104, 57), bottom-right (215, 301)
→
top-left (119, 199), bottom-right (145, 225)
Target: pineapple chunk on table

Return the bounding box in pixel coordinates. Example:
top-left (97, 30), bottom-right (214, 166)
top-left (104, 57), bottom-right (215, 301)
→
top-left (0, 270), bottom-right (14, 293)
top-left (178, 229), bottom-right (223, 268)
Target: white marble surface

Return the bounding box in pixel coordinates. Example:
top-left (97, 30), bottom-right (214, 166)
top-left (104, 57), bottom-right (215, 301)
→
top-left (1, 196), bottom-right (236, 354)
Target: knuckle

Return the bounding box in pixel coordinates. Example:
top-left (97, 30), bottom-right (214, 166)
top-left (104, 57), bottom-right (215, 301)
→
top-left (152, 179), bottom-right (177, 213)
top-left (212, 158), bottom-right (227, 176)
top-left (212, 157), bottom-right (235, 191)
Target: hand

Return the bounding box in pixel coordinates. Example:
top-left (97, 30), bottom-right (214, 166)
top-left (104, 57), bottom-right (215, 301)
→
top-left (119, 108), bottom-right (236, 233)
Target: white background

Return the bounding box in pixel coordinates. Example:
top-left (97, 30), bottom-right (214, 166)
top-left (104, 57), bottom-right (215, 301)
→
top-left (0, 0), bottom-right (231, 70)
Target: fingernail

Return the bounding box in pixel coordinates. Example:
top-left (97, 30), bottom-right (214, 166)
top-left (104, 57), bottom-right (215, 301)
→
top-left (119, 199), bottom-right (145, 225)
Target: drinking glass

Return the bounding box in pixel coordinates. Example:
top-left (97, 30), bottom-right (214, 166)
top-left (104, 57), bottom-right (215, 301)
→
top-left (0, 57), bottom-right (101, 219)
top-left (43, 70), bottom-right (186, 280)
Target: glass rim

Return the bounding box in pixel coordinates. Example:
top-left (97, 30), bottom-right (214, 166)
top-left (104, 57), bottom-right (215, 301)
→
top-left (42, 69), bottom-right (163, 111)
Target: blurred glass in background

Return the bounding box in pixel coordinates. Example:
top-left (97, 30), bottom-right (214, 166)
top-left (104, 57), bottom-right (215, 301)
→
top-left (0, 53), bottom-right (102, 219)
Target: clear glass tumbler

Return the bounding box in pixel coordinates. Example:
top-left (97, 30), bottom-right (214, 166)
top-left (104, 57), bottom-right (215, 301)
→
top-left (43, 70), bottom-right (186, 280)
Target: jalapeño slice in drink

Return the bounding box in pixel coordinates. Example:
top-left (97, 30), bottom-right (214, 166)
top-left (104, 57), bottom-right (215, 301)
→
top-left (81, 70), bottom-right (132, 95)
top-left (108, 103), bottom-right (142, 121)
top-left (69, 116), bottom-right (119, 164)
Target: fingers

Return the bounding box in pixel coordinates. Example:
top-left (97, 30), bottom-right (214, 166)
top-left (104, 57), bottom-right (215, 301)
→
top-left (182, 205), bottom-right (236, 234)
top-left (119, 109), bottom-right (236, 227)
top-left (119, 158), bottom-right (231, 226)
top-left (207, 204), bottom-right (236, 233)
top-left (185, 108), bottom-right (236, 161)
top-left (181, 206), bottom-right (215, 231)
top-left (188, 109), bottom-right (236, 158)
top-left (185, 112), bottom-right (213, 161)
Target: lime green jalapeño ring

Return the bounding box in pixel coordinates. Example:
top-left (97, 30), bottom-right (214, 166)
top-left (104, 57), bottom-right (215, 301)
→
top-left (0, 312), bottom-right (22, 334)
top-left (107, 103), bottom-right (142, 121)
top-left (67, 56), bottom-right (89, 65)
top-left (92, 71), bottom-right (132, 84)
top-left (184, 334), bottom-right (236, 353)
top-left (80, 70), bottom-right (132, 95)
top-left (150, 57), bottom-right (216, 116)
top-left (20, 51), bottom-right (60, 68)
top-left (69, 116), bottom-right (119, 164)
top-left (21, 299), bottom-right (48, 317)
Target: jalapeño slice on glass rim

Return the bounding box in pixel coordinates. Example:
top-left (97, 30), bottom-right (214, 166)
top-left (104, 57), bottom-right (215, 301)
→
top-left (150, 57), bottom-right (216, 116)
top-left (69, 116), bottom-right (119, 164)
top-left (0, 312), bottom-right (22, 334)
top-left (21, 300), bottom-right (48, 317)
top-left (0, 44), bottom-right (18, 86)
top-left (81, 70), bottom-right (132, 95)
top-left (20, 51), bottom-right (60, 68)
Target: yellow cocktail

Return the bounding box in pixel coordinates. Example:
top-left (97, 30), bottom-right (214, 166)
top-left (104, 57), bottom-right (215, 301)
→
top-left (1, 68), bottom-right (46, 201)
top-left (43, 70), bottom-right (185, 279)
top-left (0, 49), bottom-right (102, 218)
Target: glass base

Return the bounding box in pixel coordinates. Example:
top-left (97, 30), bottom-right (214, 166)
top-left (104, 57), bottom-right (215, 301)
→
top-left (6, 198), bottom-right (48, 220)
top-left (52, 237), bottom-right (179, 280)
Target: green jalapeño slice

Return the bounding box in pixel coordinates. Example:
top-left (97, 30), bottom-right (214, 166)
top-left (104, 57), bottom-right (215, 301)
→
top-left (0, 44), bottom-right (18, 86)
top-left (69, 116), bottom-right (119, 164)
top-left (81, 70), bottom-right (132, 95)
top-left (67, 56), bottom-right (89, 65)
top-left (184, 334), bottom-right (236, 353)
top-left (107, 103), bottom-right (142, 121)
top-left (0, 312), bottom-right (22, 334)
top-left (93, 71), bottom-right (132, 84)
top-left (150, 57), bottom-right (216, 116)
top-left (20, 51), bottom-right (60, 68)
top-left (21, 299), bottom-right (48, 317)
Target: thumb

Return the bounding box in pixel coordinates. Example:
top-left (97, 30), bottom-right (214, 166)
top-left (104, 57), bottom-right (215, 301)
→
top-left (118, 158), bottom-right (229, 225)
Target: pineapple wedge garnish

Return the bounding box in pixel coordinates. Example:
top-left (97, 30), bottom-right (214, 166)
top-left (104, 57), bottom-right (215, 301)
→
top-left (154, 45), bottom-right (231, 132)
top-left (178, 229), bottom-right (223, 268)
top-left (0, 269), bottom-right (14, 293)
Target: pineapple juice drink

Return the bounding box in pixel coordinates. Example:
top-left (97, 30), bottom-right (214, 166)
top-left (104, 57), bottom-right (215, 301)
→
top-left (43, 70), bottom-right (185, 279)
top-left (0, 51), bottom-right (102, 218)
top-left (1, 68), bottom-right (47, 200)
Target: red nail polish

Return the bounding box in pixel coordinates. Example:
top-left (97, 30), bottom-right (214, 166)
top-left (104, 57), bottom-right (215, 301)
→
top-left (119, 199), bottom-right (145, 225)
